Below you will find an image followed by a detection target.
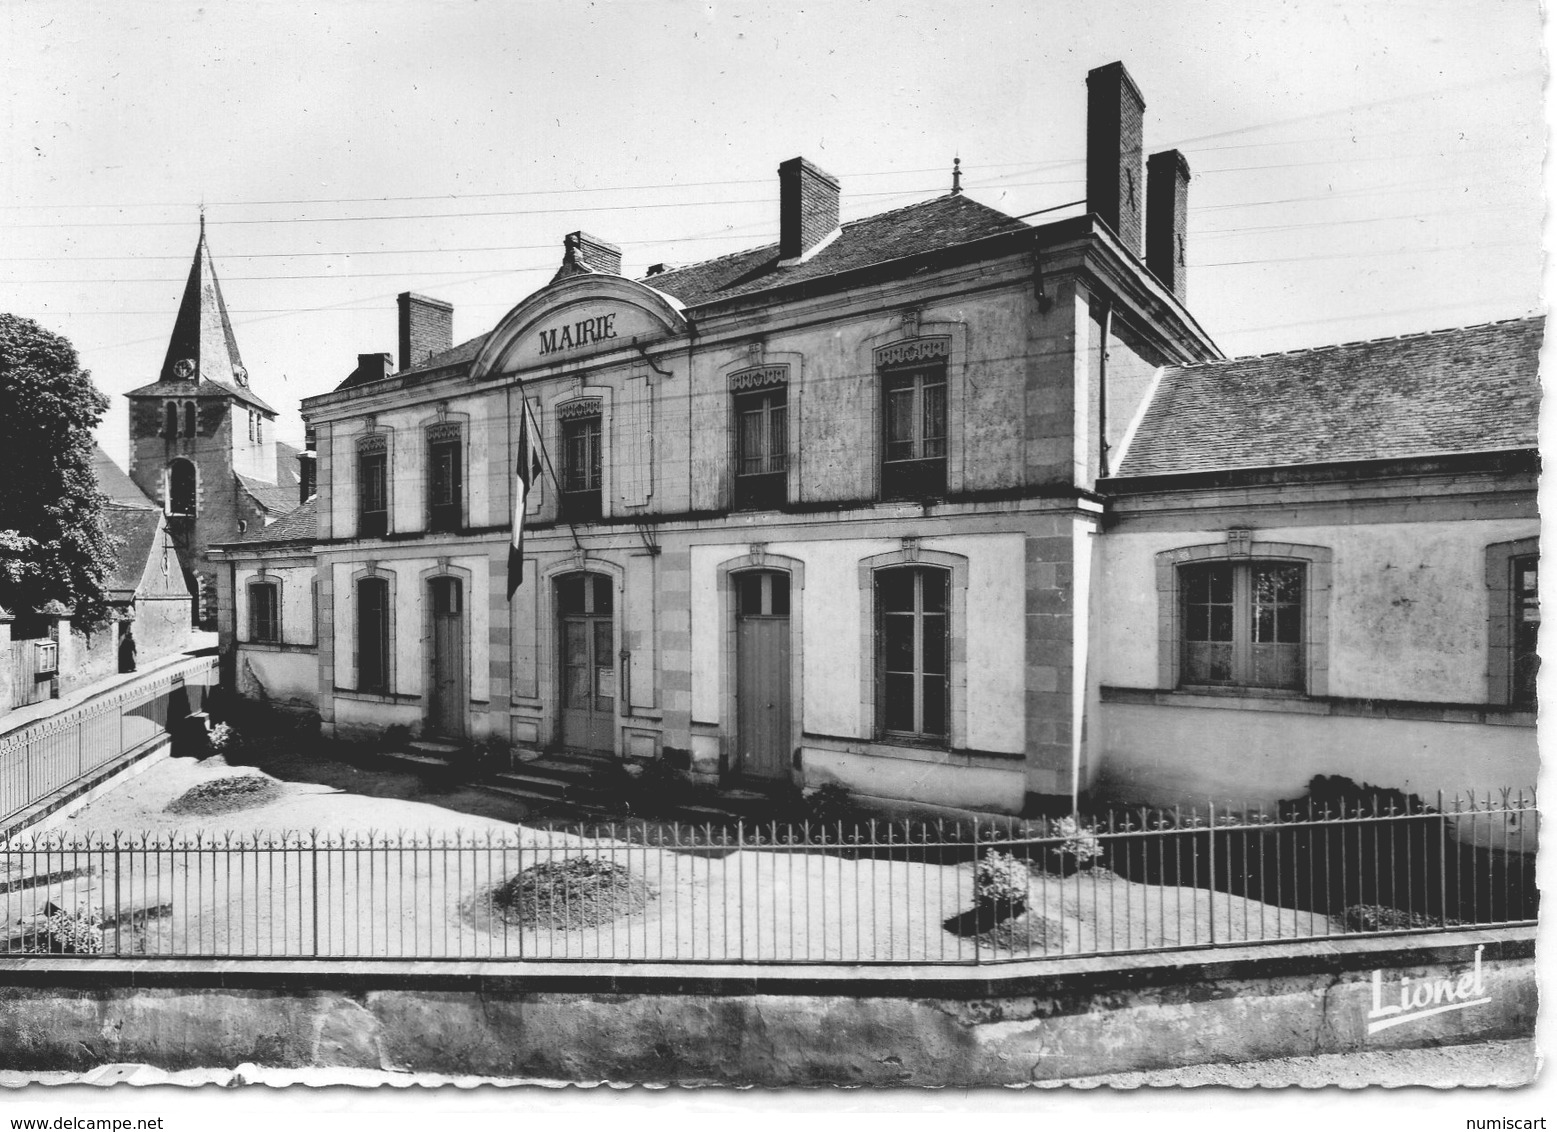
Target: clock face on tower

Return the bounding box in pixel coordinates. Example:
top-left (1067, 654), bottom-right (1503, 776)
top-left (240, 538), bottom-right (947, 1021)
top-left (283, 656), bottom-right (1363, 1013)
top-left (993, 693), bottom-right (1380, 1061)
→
top-left (173, 358), bottom-right (195, 379)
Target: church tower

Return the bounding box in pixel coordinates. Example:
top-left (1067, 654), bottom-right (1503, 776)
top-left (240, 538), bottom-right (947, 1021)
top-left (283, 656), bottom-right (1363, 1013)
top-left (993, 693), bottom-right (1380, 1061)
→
top-left (126, 218), bottom-right (286, 627)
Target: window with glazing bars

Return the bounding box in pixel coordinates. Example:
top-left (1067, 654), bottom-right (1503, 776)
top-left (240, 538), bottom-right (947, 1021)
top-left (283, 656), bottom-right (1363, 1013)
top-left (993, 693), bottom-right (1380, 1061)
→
top-left (1180, 561), bottom-right (1304, 690)
top-left (1512, 554), bottom-right (1539, 709)
top-left (876, 566), bottom-right (949, 740)
top-left (734, 386), bottom-right (787, 509)
top-left (882, 364), bottom-right (947, 499)
top-left (248, 582), bottom-right (279, 643)
top-left (358, 448), bottom-right (388, 537)
top-left (561, 413), bottom-right (602, 520)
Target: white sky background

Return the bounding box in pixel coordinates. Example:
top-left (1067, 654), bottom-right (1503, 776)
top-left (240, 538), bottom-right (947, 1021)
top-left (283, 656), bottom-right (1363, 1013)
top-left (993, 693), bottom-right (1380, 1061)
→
top-left (0, 0), bottom-right (1545, 468)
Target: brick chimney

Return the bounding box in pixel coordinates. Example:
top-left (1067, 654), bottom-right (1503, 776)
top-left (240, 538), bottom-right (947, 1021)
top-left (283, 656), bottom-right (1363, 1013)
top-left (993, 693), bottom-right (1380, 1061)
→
top-left (1146, 149), bottom-right (1191, 302)
top-left (1086, 61), bottom-right (1147, 257)
top-left (397, 292), bottom-right (453, 371)
top-left (356, 352), bottom-right (393, 385)
top-left (778, 157), bottom-right (841, 262)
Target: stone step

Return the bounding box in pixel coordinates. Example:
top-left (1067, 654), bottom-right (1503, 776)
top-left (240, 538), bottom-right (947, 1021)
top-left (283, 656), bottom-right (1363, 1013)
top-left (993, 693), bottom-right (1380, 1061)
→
top-left (408, 740), bottom-right (463, 757)
top-left (381, 750), bottom-right (456, 772)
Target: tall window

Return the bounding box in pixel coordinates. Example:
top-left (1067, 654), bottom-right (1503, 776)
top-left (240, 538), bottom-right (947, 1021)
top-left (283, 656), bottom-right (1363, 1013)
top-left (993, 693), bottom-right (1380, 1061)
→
top-left (357, 437), bottom-right (388, 538)
top-left (356, 577), bottom-right (390, 694)
top-left (561, 406), bottom-right (603, 521)
top-left (248, 580), bottom-right (279, 643)
top-left (876, 566), bottom-right (948, 740)
top-left (734, 386), bottom-right (787, 509)
top-left (167, 459), bottom-right (196, 516)
top-left (1180, 561), bottom-right (1304, 690)
top-left (882, 364), bottom-right (947, 499)
top-left (165, 402), bottom-right (179, 438)
top-left (427, 425), bottom-right (463, 533)
top-left (183, 401), bottom-right (196, 438)
top-left (1512, 554), bottom-right (1539, 709)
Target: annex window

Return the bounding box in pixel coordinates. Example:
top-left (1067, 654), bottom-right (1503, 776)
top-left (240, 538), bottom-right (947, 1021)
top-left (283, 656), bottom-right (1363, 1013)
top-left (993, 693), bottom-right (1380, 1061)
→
top-left (427, 423), bottom-right (463, 533)
top-left (356, 576), bottom-right (390, 694)
top-left (167, 459), bottom-right (196, 517)
top-left (560, 400), bottom-right (603, 521)
top-left (248, 580), bottom-right (280, 643)
top-left (881, 362), bottom-right (947, 500)
top-left (357, 435), bottom-right (389, 538)
top-left (1179, 560), bottom-right (1304, 691)
top-left (876, 566), bottom-right (949, 741)
top-left (1511, 554), bottom-right (1539, 710)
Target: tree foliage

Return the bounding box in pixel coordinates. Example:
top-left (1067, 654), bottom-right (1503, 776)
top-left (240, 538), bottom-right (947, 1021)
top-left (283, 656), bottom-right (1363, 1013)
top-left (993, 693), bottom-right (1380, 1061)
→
top-left (0, 314), bottom-right (112, 623)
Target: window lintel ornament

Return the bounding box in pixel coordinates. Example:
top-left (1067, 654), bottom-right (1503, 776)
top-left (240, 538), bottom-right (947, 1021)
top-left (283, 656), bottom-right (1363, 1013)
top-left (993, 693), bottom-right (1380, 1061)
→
top-left (364, 561), bottom-right (378, 576)
top-left (729, 364), bottom-right (788, 392)
top-left (901, 309), bottom-right (921, 337)
top-left (874, 336), bottom-right (950, 369)
top-left (901, 536), bottom-right (920, 563)
top-left (748, 542), bottom-right (768, 567)
top-left (558, 397), bottom-right (603, 421)
top-left (427, 420), bottom-right (461, 444)
top-left (357, 431), bottom-right (387, 455)
top-left (1227, 528), bottom-right (1254, 557)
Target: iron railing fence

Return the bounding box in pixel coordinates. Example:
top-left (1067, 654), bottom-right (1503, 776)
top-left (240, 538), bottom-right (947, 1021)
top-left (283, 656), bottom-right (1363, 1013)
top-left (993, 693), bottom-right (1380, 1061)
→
top-left (0, 655), bottom-right (218, 830)
top-left (0, 790), bottom-right (1535, 964)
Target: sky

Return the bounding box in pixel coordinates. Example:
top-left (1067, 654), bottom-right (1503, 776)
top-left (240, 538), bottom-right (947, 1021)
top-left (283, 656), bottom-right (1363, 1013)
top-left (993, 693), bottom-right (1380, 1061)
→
top-left (0, 0), bottom-right (1545, 469)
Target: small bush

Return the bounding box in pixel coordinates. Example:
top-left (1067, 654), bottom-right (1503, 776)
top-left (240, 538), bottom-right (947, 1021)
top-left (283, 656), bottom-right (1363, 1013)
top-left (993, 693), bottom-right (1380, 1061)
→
top-left (207, 722), bottom-right (236, 755)
top-left (974, 850), bottom-right (1030, 910)
top-left (1343, 904), bottom-right (1455, 932)
top-left (1054, 816), bottom-right (1103, 868)
top-left (30, 905), bottom-right (104, 954)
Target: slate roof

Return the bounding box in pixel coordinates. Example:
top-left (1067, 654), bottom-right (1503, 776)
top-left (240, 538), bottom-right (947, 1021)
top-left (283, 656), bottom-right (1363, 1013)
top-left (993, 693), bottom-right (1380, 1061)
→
top-left (644, 193), bottom-right (1032, 307)
top-left (335, 193), bottom-right (1031, 393)
top-left (235, 472), bottom-right (300, 515)
top-left (231, 498), bottom-right (317, 547)
top-left (126, 224), bottom-right (276, 413)
top-left (274, 441), bottom-right (301, 488)
top-left (91, 445), bottom-right (156, 509)
top-left (1114, 316), bottom-right (1544, 478)
top-left (102, 507), bottom-right (162, 599)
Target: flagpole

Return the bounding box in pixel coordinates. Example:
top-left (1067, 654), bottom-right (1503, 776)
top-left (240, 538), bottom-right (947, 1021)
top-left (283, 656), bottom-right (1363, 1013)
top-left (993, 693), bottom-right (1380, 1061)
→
top-left (520, 392), bottom-right (583, 555)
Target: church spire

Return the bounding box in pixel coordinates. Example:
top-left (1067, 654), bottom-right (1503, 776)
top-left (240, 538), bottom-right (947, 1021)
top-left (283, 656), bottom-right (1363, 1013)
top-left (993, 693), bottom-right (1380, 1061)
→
top-left (157, 217), bottom-right (248, 389)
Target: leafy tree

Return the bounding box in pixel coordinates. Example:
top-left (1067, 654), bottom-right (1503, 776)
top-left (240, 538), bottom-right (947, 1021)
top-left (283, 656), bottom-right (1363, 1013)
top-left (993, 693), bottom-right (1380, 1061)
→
top-left (0, 314), bottom-right (112, 624)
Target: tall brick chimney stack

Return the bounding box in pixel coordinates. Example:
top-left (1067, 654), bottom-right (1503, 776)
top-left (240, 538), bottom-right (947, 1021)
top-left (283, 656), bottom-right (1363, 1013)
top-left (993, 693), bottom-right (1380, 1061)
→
top-left (1086, 61), bottom-right (1147, 257)
top-left (397, 293), bottom-right (454, 371)
top-left (778, 157), bottom-right (841, 262)
top-left (1146, 149), bottom-right (1191, 302)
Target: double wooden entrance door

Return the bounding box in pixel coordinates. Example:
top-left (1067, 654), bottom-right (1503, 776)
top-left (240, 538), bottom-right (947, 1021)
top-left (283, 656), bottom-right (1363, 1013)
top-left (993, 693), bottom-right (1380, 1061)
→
top-left (735, 571), bottom-right (791, 780)
top-left (558, 572), bottom-right (615, 753)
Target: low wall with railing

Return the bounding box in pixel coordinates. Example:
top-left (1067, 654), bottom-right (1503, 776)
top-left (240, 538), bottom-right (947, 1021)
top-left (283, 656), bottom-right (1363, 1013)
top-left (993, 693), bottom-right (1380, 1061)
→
top-left (2, 795), bottom-right (1536, 963)
top-left (0, 654), bottom-right (218, 833)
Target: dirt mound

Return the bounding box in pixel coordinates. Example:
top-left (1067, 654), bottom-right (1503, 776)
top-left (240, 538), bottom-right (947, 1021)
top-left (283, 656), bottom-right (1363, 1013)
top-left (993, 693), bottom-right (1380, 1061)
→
top-left (164, 774), bottom-right (282, 817)
top-left (487, 856), bottom-right (651, 930)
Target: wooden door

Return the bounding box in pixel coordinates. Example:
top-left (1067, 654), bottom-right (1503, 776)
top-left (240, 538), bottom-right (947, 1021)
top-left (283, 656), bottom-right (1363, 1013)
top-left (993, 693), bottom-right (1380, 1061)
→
top-left (558, 573), bottom-right (614, 753)
top-left (428, 577), bottom-right (465, 739)
top-left (735, 571), bottom-right (791, 780)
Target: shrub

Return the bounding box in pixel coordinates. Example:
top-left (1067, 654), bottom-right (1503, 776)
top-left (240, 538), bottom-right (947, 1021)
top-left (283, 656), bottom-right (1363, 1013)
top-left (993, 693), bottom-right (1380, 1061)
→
top-left (974, 850), bottom-right (1030, 910)
top-left (207, 722), bottom-right (236, 755)
top-left (30, 905), bottom-right (103, 954)
top-left (1054, 816), bottom-right (1103, 868)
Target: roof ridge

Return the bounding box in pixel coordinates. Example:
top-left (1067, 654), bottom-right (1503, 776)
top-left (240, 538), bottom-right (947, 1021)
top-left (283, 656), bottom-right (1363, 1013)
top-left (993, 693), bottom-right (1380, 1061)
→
top-left (639, 239), bottom-right (779, 284)
top-left (1173, 313), bottom-right (1544, 369)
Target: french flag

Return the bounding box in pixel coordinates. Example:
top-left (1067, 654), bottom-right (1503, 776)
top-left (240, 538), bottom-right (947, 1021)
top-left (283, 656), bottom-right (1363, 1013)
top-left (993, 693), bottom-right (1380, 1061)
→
top-left (507, 404), bottom-right (543, 599)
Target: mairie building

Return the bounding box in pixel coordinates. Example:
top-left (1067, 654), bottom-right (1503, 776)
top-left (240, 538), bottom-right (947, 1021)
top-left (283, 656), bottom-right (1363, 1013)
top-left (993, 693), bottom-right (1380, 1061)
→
top-left (208, 62), bottom-right (1541, 816)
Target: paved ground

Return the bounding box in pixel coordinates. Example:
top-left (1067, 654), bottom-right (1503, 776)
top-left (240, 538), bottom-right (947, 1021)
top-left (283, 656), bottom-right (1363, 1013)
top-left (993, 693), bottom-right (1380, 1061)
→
top-left (0, 1038), bottom-right (1537, 1089)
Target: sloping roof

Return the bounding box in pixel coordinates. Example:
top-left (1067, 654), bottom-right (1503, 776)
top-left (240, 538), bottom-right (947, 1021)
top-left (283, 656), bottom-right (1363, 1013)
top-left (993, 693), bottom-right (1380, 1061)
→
top-left (336, 333), bottom-right (489, 391)
top-left (331, 194), bottom-right (1030, 394)
top-left (122, 377), bottom-right (274, 412)
top-left (126, 223), bottom-right (276, 413)
top-left (274, 441), bottom-right (301, 487)
top-left (1114, 316), bottom-right (1544, 478)
top-left (644, 193), bottom-right (1032, 307)
top-left (102, 507), bottom-right (162, 599)
top-left (231, 498), bottom-right (317, 546)
top-left (90, 445), bottom-right (156, 509)
top-left (235, 472), bottom-right (300, 515)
